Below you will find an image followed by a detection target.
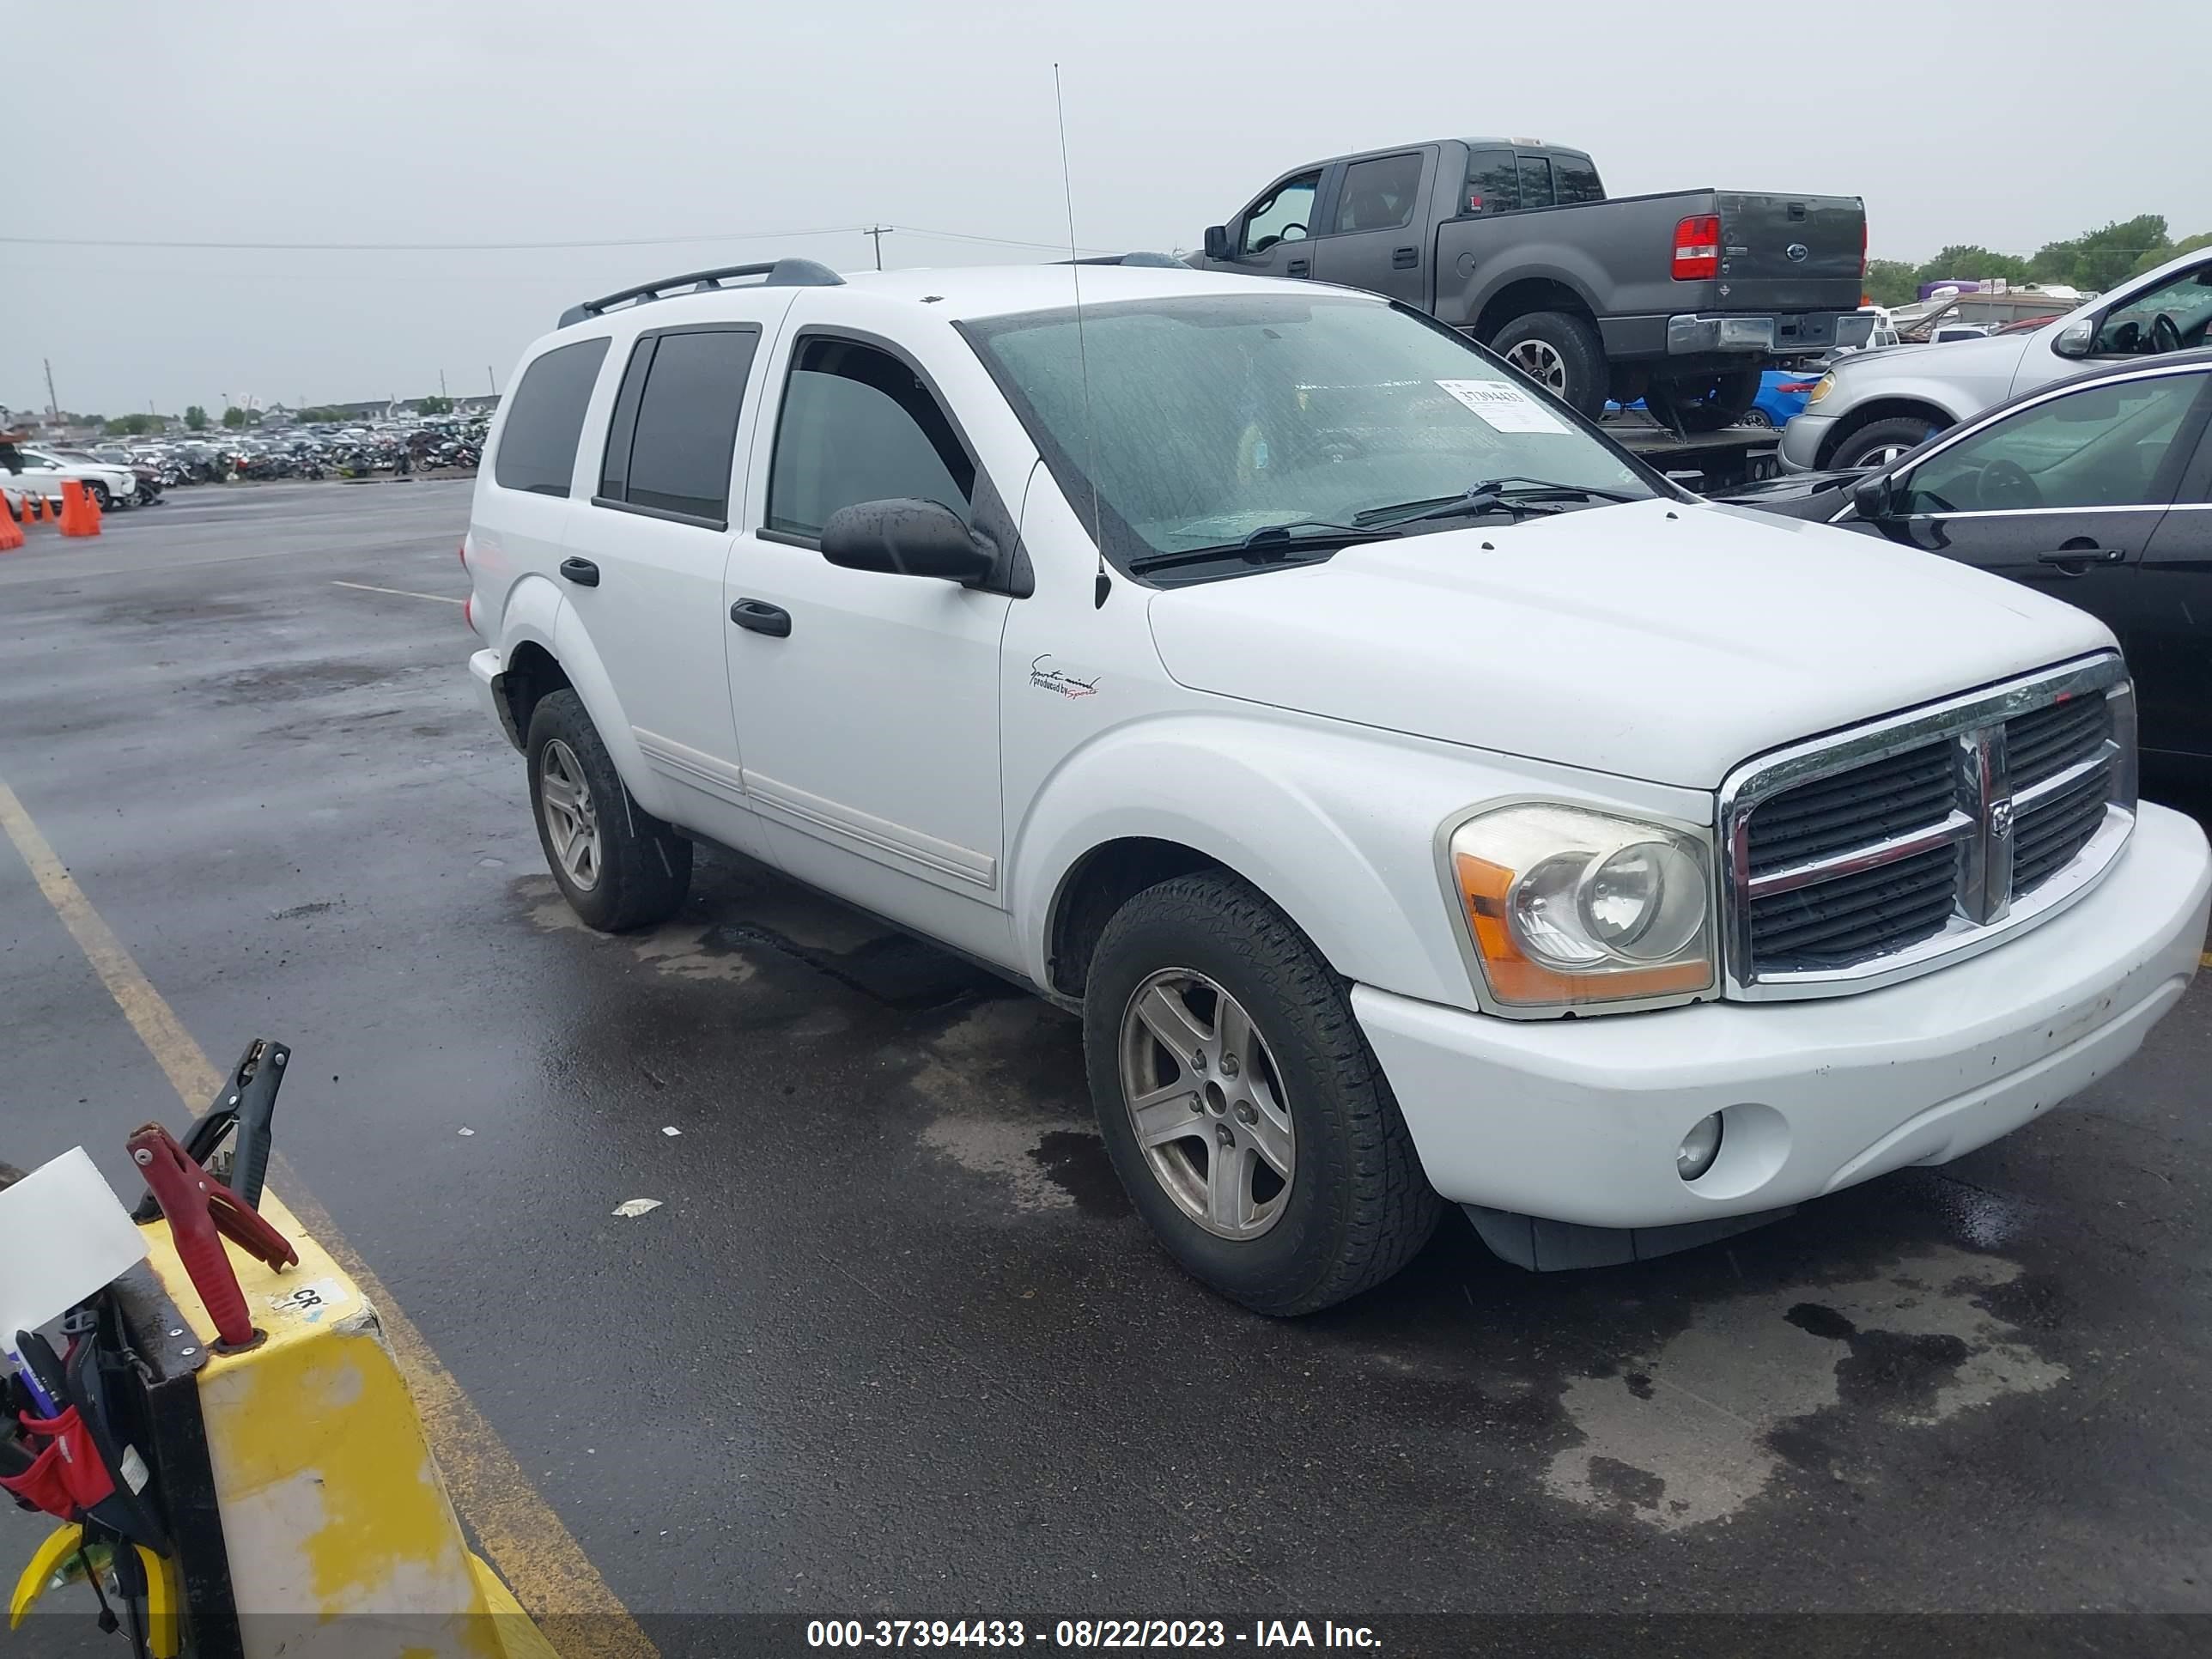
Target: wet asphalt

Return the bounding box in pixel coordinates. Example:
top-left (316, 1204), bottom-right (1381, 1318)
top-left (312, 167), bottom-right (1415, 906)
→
top-left (3, 481), bottom-right (2210, 1634)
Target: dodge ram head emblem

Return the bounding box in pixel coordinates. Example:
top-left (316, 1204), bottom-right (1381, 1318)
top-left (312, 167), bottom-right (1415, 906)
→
top-left (1990, 798), bottom-right (2015, 841)
top-left (1786, 243), bottom-right (1810, 263)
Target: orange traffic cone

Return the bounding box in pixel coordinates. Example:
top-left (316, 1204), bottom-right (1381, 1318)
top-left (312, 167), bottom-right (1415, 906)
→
top-left (60, 480), bottom-right (99, 538)
top-left (22, 492), bottom-right (48, 526)
top-left (79, 484), bottom-right (102, 537)
top-left (0, 497), bottom-right (24, 552)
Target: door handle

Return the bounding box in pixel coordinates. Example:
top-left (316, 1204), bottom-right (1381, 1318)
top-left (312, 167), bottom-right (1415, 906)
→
top-left (729, 598), bottom-right (792, 637)
top-left (2034, 542), bottom-right (2126, 573)
top-left (1286, 257), bottom-right (1310, 277)
top-left (1392, 246), bottom-right (1419, 269)
top-left (557, 556), bottom-right (600, 586)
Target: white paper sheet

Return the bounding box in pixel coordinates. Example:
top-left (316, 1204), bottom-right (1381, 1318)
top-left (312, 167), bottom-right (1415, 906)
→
top-left (1434, 378), bottom-right (1571, 434)
top-left (0, 1147), bottom-right (149, 1344)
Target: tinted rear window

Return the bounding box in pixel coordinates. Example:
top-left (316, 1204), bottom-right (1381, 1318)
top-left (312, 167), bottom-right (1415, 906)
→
top-left (1516, 155), bottom-right (1555, 209)
top-left (599, 326), bottom-right (758, 526)
top-left (493, 337), bottom-right (609, 497)
top-left (1465, 149), bottom-right (1517, 215)
top-left (1553, 155), bottom-right (1604, 204)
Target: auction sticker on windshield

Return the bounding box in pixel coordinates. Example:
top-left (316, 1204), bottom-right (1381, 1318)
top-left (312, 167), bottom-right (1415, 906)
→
top-left (1434, 379), bottom-right (1570, 434)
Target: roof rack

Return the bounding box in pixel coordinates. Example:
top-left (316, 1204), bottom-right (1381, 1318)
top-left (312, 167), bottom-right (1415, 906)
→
top-left (558, 258), bottom-right (844, 328)
top-left (1060, 251), bottom-right (1191, 268)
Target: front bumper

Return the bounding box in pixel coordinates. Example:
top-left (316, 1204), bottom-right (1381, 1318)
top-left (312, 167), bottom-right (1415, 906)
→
top-left (1777, 410), bottom-right (1838, 471)
top-left (1666, 309), bottom-right (1875, 356)
top-left (1356, 801), bottom-right (2209, 1239)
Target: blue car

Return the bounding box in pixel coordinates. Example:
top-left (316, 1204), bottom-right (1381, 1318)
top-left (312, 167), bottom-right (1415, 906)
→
top-left (1606, 368), bottom-right (1826, 428)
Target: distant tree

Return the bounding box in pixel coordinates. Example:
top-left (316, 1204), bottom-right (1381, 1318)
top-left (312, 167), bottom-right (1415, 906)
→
top-left (104, 413), bottom-right (164, 436)
top-left (416, 394), bottom-right (454, 416)
top-left (2032, 216), bottom-right (2169, 291)
top-left (2131, 230), bottom-right (2212, 278)
top-left (1915, 246), bottom-right (2033, 288)
top-left (184, 404), bottom-right (209, 431)
top-left (1864, 259), bottom-right (1919, 308)
top-left (221, 405), bottom-right (247, 429)
top-left (297, 405), bottom-right (349, 422)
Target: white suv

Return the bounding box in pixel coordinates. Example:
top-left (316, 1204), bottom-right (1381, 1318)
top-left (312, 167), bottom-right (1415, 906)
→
top-left (465, 258), bottom-right (2209, 1312)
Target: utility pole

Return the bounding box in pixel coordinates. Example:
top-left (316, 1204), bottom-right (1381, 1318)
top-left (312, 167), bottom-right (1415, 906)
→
top-left (486, 366), bottom-right (496, 396)
top-left (864, 226), bottom-right (891, 270)
top-left (439, 368), bottom-right (448, 398)
top-left (43, 359), bottom-right (59, 425)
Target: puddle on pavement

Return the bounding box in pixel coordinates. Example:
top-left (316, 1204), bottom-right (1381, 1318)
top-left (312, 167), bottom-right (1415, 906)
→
top-left (1545, 1244), bottom-right (2067, 1532)
top-left (912, 999), bottom-right (1109, 1214)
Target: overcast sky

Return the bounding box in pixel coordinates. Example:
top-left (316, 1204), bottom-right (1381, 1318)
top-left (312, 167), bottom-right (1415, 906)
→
top-left (10, 0), bottom-right (2208, 417)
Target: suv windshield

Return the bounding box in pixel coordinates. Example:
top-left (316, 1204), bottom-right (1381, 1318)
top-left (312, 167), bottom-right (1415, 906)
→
top-left (962, 293), bottom-right (1656, 579)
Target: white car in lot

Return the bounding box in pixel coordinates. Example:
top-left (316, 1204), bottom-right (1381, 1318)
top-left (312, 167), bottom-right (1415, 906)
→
top-left (464, 258), bottom-right (2209, 1312)
top-left (7, 445), bottom-right (137, 510)
top-left (1784, 246), bottom-right (2212, 470)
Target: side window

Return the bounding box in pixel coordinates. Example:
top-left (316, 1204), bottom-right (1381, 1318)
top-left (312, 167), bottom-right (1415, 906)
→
top-left (1901, 374), bottom-right (2204, 514)
top-left (1463, 149), bottom-right (1518, 216)
top-left (1240, 172), bottom-right (1319, 255)
top-left (2094, 263), bottom-right (2212, 356)
top-left (1333, 153), bottom-right (1423, 234)
top-left (1552, 155), bottom-right (1605, 204)
top-left (597, 325), bottom-right (759, 526)
top-left (1516, 155), bottom-right (1555, 209)
top-left (493, 337), bottom-right (610, 497)
top-left (765, 337), bottom-right (975, 539)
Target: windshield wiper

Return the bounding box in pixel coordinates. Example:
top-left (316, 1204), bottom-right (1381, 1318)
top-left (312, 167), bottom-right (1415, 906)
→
top-left (1127, 520), bottom-right (1400, 576)
top-left (1354, 477), bottom-right (1644, 528)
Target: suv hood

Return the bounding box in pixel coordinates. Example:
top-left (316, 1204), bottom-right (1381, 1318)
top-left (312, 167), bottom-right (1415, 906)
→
top-left (1145, 499), bottom-right (2112, 790)
top-left (1838, 331), bottom-right (2031, 381)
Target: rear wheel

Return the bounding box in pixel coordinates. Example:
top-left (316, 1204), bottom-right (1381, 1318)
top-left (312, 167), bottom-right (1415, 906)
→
top-left (1084, 872), bottom-right (1442, 1316)
top-left (1830, 415), bottom-right (1942, 471)
top-left (1645, 370), bottom-right (1763, 434)
top-left (1487, 311), bottom-right (1608, 417)
top-left (526, 690), bottom-right (690, 932)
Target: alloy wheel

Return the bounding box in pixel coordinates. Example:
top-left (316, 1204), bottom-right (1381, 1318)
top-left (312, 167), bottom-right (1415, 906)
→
top-left (1504, 339), bottom-right (1568, 393)
top-left (1117, 968), bottom-right (1294, 1240)
top-left (538, 738), bottom-right (602, 891)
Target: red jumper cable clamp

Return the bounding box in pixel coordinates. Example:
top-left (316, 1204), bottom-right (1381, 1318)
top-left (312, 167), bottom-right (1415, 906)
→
top-left (126, 1122), bottom-right (298, 1353)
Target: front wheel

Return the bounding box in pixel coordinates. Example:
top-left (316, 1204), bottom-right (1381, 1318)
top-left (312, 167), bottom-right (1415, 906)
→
top-left (526, 689), bottom-right (691, 932)
top-left (1084, 872), bottom-right (1442, 1316)
top-left (87, 483), bottom-right (112, 509)
top-left (1831, 415), bottom-right (1942, 471)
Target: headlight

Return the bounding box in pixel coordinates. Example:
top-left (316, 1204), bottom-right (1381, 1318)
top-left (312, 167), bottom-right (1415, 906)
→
top-left (1447, 804), bottom-right (1715, 1011)
top-left (1805, 374), bottom-right (1835, 406)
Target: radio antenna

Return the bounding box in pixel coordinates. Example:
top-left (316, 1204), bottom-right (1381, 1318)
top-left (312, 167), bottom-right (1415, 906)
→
top-left (1054, 62), bottom-right (1110, 609)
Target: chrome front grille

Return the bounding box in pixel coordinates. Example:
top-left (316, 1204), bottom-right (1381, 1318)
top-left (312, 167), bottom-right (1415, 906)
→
top-left (1722, 657), bottom-right (2136, 999)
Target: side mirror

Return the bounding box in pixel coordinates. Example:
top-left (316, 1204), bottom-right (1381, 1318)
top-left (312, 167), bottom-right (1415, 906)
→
top-left (1202, 224), bottom-right (1231, 262)
top-left (2051, 318), bottom-right (2095, 359)
top-left (819, 498), bottom-right (998, 586)
top-left (1850, 472), bottom-right (1898, 520)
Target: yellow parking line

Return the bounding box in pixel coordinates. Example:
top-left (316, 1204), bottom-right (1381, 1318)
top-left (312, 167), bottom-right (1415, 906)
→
top-left (332, 580), bottom-right (466, 605)
top-left (0, 772), bottom-right (655, 1659)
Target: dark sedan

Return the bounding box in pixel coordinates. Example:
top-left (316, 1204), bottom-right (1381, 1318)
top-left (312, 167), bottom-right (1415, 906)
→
top-left (1720, 351), bottom-right (2212, 769)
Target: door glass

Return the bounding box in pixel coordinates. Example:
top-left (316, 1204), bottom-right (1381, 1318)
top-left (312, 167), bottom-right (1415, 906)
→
top-left (608, 328), bottom-right (758, 523)
top-left (2094, 264), bottom-right (2212, 356)
top-left (1901, 373), bottom-right (2203, 514)
top-left (1240, 173), bottom-right (1319, 255)
top-left (1333, 154), bottom-right (1423, 234)
top-left (765, 338), bottom-right (975, 538)
top-left (1516, 155), bottom-right (1555, 209)
top-left (1463, 149), bottom-right (1518, 216)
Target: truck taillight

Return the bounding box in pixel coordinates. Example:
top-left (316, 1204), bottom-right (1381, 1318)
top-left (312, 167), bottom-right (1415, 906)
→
top-left (1671, 215), bottom-right (1721, 282)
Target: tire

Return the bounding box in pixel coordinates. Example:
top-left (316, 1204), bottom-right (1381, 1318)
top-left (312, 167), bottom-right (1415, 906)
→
top-left (1084, 872), bottom-right (1442, 1316)
top-left (525, 689), bottom-right (690, 932)
top-left (88, 483), bottom-right (112, 509)
top-left (1830, 415), bottom-right (1942, 471)
top-left (1487, 311), bottom-right (1608, 418)
top-left (1645, 370), bottom-right (1763, 434)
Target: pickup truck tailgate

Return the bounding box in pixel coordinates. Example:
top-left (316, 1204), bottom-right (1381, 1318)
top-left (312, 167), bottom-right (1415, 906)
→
top-left (1717, 192), bottom-right (1863, 310)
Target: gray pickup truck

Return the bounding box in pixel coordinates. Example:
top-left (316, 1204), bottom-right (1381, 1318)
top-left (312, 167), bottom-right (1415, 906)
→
top-left (1194, 138), bottom-right (1872, 428)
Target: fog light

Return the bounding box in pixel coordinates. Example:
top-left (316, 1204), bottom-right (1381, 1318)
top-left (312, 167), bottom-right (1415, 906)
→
top-left (1676, 1114), bottom-right (1723, 1182)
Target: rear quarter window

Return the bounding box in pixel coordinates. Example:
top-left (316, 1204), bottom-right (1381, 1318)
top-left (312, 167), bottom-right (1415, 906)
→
top-left (493, 337), bottom-right (611, 497)
top-left (1552, 155), bottom-right (1604, 204)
